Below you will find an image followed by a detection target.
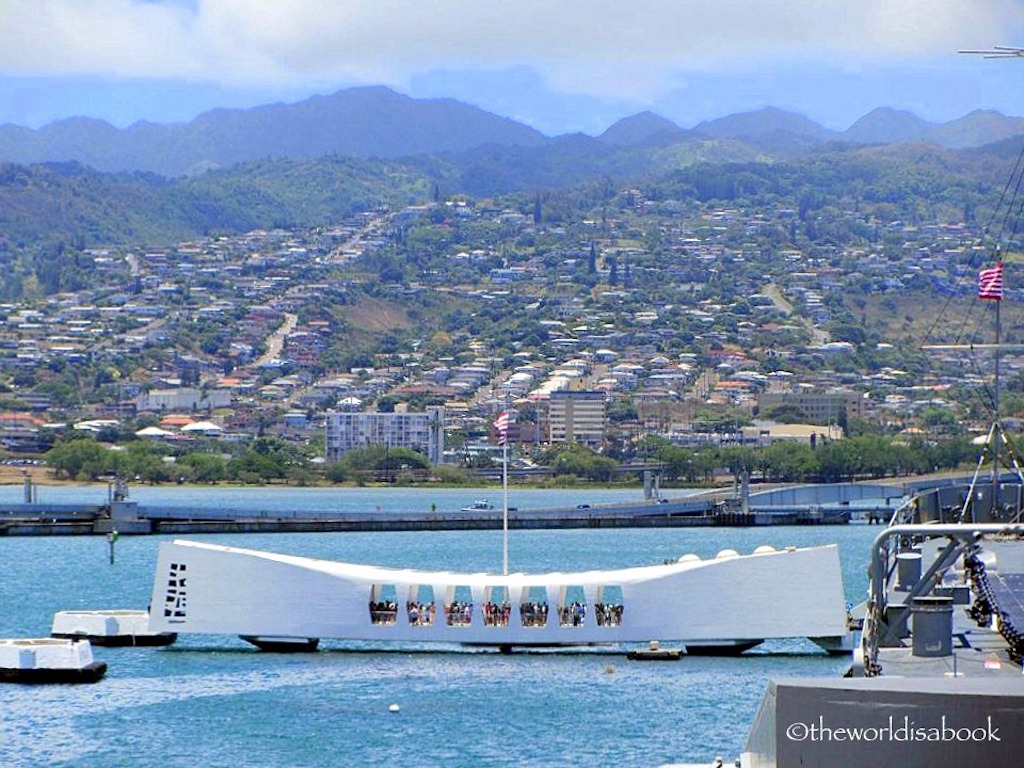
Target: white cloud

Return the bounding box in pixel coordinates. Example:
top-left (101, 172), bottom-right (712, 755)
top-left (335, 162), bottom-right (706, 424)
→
top-left (2, 0), bottom-right (1023, 101)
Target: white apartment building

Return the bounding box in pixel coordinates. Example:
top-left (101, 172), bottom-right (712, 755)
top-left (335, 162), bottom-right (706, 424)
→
top-left (325, 406), bottom-right (445, 464)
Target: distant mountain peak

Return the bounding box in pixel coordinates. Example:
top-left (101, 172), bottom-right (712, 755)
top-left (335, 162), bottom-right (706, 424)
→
top-left (599, 112), bottom-right (688, 147)
top-left (5, 89), bottom-right (1024, 176)
top-left (839, 106), bottom-right (1024, 149)
top-left (693, 108), bottom-right (835, 141)
top-left (46, 116), bottom-right (118, 131)
top-left (842, 108), bottom-right (934, 145)
top-left (0, 86), bottom-right (549, 177)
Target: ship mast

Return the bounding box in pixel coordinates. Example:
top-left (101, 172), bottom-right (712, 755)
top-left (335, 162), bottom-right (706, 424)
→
top-left (994, 290), bottom-right (1002, 508)
top-left (949, 45), bottom-right (1024, 515)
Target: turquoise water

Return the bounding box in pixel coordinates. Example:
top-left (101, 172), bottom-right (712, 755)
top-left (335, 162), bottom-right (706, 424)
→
top-left (0, 487), bottom-right (879, 767)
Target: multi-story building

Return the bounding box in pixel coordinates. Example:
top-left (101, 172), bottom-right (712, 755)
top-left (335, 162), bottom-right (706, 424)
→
top-left (136, 387), bottom-right (232, 412)
top-left (757, 389), bottom-right (864, 426)
top-left (325, 405), bottom-right (444, 464)
top-left (547, 391), bottom-right (606, 447)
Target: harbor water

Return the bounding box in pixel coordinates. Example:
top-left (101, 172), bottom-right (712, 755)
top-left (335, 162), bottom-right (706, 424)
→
top-left (0, 486), bottom-right (879, 767)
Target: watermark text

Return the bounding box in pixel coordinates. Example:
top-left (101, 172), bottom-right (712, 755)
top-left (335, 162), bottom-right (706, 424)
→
top-left (785, 715), bottom-right (1000, 743)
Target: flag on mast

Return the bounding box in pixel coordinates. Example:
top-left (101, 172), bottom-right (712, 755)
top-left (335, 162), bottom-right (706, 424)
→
top-left (979, 262), bottom-right (1004, 301)
top-left (493, 412), bottom-right (509, 446)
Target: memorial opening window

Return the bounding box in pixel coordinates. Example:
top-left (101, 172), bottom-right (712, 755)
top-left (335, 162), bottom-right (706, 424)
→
top-left (407, 585), bottom-right (435, 627)
top-left (558, 585), bottom-right (588, 628)
top-left (596, 584), bottom-right (624, 627)
top-left (445, 585), bottom-right (474, 627)
top-left (519, 586), bottom-right (549, 628)
top-left (483, 586), bottom-right (510, 628)
top-left (369, 583), bottom-right (398, 625)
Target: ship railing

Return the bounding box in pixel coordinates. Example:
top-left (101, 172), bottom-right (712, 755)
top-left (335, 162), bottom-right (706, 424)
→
top-left (863, 523), bottom-right (1024, 671)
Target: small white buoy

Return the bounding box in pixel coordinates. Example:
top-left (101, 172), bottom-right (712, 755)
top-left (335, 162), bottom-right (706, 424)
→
top-left (388, 703), bottom-right (401, 713)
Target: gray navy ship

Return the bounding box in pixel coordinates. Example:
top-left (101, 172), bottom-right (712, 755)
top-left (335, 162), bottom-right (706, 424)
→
top-left (740, 78), bottom-right (1024, 763)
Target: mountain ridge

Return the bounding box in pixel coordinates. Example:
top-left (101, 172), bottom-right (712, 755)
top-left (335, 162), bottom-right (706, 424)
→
top-left (1, 86), bottom-right (1024, 178)
top-left (0, 86), bottom-right (549, 177)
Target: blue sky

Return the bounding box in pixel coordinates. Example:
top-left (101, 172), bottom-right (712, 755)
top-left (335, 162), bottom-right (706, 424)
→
top-left (3, 1), bottom-right (1024, 135)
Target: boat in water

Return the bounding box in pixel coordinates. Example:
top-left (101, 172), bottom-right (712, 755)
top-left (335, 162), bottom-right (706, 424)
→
top-left (460, 499), bottom-right (495, 512)
top-left (626, 639), bottom-right (683, 661)
top-left (0, 638), bottom-right (107, 684)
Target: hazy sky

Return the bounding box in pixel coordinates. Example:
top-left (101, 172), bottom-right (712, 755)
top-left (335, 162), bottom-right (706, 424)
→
top-left (3, 0), bottom-right (1024, 135)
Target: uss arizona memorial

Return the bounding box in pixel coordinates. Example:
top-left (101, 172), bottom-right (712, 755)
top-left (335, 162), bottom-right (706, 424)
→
top-left (148, 538), bottom-right (851, 653)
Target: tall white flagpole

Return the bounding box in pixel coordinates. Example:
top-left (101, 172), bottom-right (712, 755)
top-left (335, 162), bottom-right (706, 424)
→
top-left (502, 432), bottom-right (509, 576)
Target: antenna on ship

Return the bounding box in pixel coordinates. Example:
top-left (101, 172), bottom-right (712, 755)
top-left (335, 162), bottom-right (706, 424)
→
top-left (916, 43), bottom-right (1024, 521)
top-left (923, 44), bottom-right (1024, 519)
top-left (923, 229), bottom-right (1023, 520)
top-left (958, 45), bottom-right (1024, 58)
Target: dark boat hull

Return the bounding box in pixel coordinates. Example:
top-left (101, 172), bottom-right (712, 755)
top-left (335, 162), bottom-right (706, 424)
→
top-left (53, 632), bottom-right (177, 647)
top-left (627, 649), bottom-right (683, 661)
top-left (0, 661), bottom-right (107, 684)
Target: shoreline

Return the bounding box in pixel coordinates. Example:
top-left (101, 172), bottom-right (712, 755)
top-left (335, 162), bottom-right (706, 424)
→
top-left (0, 464), bottom-right (700, 492)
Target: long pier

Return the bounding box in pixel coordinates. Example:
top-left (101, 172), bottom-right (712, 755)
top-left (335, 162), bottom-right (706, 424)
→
top-left (0, 488), bottom-right (869, 536)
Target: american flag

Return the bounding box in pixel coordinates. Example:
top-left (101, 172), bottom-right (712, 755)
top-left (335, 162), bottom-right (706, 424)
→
top-left (493, 411), bottom-right (509, 446)
top-left (979, 262), bottom-right (1004, 301)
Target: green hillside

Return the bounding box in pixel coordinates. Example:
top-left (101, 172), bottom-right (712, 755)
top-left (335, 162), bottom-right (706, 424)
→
top-left (1, 137), bottom-right (1020, 302)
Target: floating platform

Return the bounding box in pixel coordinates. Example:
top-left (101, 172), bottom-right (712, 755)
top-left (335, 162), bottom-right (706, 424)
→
top-left (0, 638), bottom-right (107, 684)
top-left (627, 641), bottom-right (683, 661)
top-left (51, 609), bottom-right (177, 647)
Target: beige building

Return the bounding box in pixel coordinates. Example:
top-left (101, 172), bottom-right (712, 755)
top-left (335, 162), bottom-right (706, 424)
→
top-left (741, 423), bottom-right (844, 446)
top-left (548, 390), bottom-right (606, 447)
top-left (757, 389), bottom-right (864, 425)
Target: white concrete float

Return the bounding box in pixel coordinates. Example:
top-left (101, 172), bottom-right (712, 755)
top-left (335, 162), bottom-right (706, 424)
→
top-left (0, 638), bottom-right (107, 684)
top-left (52, 609), bottom-right (177, 647)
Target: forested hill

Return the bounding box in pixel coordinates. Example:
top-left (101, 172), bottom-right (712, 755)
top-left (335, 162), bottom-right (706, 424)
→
top-left (0, 157), bottom-right (451, 253)
top-left (0, 134), bottom-right (765, 253)
top-left (1, 137), bottom-right (1021, 288)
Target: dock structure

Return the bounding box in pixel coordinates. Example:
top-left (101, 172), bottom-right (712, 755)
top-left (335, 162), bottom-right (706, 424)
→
top-left (0, 497), bottom-right (714, 535)
top-left (0, 481), bottom-right (913, 536)
top-left (0, 496), bottom-right (850, 536)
